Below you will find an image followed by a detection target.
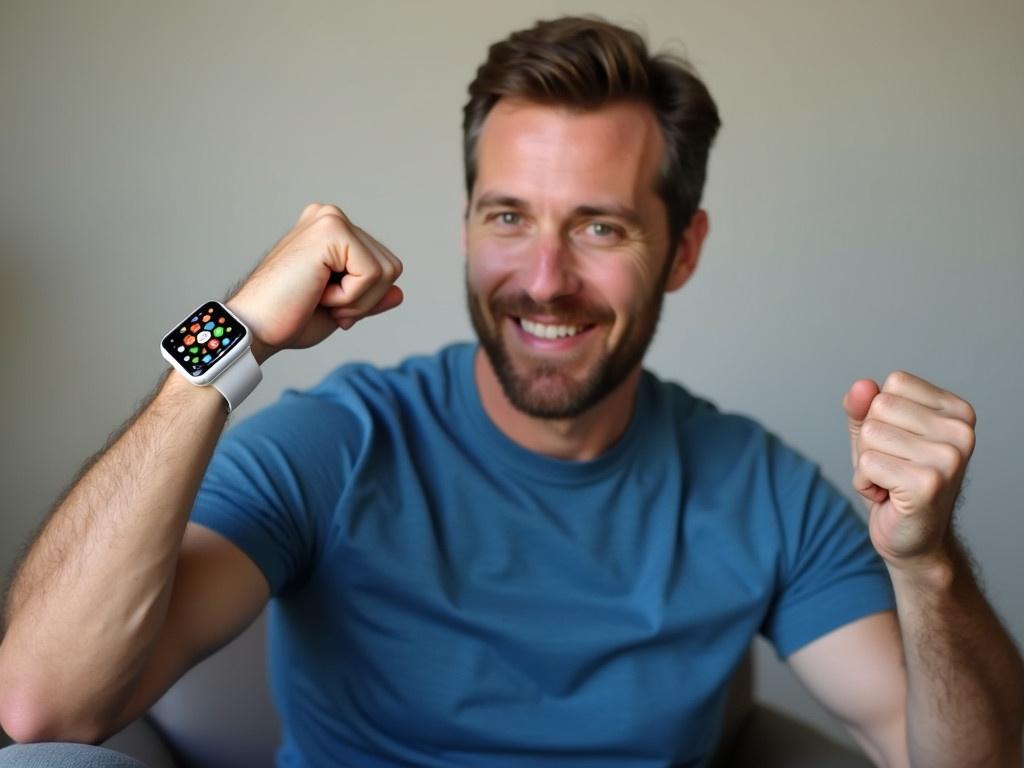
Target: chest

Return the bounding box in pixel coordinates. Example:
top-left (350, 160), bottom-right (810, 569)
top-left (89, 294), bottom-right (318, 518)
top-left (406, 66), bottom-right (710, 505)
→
top-left (285, 466), bottom-right (774, 761)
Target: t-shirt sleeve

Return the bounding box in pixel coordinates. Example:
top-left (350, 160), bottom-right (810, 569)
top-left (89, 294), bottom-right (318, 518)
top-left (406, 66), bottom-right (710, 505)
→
top-left (190, 390), bottom-right (355, 597)
top-left (760, 432), bottom-right (896, 658)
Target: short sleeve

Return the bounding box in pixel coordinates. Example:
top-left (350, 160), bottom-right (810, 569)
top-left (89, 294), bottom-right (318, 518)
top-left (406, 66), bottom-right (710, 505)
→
top-left (190, 390), bottom-right (356, 597)
top-left (760, 433), bottom-right (896, 658)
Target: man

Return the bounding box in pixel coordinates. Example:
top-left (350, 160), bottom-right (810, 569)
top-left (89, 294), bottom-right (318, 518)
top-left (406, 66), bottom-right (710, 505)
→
top-left (1, 15), bottom-right (1021, 768)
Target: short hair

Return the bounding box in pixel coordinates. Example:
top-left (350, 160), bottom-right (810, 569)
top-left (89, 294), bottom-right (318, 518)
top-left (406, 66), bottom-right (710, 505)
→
top-left (463, 15), bottom-right (721, 247)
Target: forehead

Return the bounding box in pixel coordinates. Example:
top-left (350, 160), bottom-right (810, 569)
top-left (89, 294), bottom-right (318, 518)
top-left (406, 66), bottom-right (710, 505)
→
top-left (473, 98), bottom-right (665, 208)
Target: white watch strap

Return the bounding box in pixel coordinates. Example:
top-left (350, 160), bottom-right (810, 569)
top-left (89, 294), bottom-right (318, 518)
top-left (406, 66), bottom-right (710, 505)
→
top-left (212, 347), bottom-right (262, 412)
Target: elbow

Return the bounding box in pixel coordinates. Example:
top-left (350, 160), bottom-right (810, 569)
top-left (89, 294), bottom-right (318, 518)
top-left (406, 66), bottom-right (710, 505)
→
top-left (0, 640), bottom-right (102, 744)
top-left (0, 670), bottom-right (107, 745)
top-left (0, 696), bottom-right (48, 745)
top-left (0, 696), bottom-right (106, 746)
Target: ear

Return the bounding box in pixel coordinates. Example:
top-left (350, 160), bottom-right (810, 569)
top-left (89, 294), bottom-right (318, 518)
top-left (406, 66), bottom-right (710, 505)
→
top-left (664, 209), bottom-right (709, 293)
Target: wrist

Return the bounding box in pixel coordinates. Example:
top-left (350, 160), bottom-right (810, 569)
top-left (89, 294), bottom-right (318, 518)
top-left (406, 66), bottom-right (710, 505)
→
top-left (886, 536), bottom-right (963, 594)
top-left (224, 298), bottom-right (274, 365)
top-left (161, 369), bottom-right (230, 416)
top-left (247, 336), bottom-right (274, 366)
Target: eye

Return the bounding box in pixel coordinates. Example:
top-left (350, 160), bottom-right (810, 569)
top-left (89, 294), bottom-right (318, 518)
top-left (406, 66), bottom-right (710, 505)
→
top-left (496, 211), bottom-right (521, 226)
top-left (580, 221), bottom-right (623, 243)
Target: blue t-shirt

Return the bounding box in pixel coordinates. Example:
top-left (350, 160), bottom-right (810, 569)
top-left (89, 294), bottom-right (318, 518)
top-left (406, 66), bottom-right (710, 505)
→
top-left (191, 342), bottom-right (894, 767)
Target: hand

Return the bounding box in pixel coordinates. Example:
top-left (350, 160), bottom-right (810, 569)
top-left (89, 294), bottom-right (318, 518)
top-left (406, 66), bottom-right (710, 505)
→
top-left (226, 203), bottom-right (404, 363)
top-left (843, 371), bottom-right (977, 573)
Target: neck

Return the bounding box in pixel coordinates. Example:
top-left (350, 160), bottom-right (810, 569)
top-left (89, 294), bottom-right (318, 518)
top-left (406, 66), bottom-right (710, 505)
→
top-left (474, 347), bottom-right (641, 461)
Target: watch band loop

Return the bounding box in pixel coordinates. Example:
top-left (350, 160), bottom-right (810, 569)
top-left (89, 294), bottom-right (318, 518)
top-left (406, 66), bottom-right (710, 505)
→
top-left (212, 348), bottom-right (262, 412)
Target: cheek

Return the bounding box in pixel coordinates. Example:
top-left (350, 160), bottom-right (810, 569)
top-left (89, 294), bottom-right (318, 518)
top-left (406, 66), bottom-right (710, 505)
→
top-left (467, 237), bottom-right (527, 296)
top-left (586, 258), bottom-right (650, 314)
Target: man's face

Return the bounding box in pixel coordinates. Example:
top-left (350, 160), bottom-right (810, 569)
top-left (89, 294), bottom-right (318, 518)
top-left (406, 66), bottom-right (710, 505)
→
top-left (464, 98), bottom-right (682, 419)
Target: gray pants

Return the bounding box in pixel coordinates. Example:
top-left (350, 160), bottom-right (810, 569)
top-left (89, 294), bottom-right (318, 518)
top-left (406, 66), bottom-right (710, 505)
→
top-left (0, 742), bottom-right (148, 767)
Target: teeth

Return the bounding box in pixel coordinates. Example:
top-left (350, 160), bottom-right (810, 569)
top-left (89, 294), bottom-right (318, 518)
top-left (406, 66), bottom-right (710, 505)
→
top-left (520, 318), bottom-right (584, 339)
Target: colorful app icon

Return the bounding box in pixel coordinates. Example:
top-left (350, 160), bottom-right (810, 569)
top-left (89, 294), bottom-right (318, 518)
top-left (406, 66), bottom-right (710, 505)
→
top-left (177, 346), bottom-right (185, 353)
top-left (183, 334), bottom-right (196, 345)
top-left (204, 321), bottom-right (215, 331)
top-left (207, 338), bottom-right (220, 350)
top-left (217, 316), bottom-right (226, 324)
top-left (191, 356), bottom-right (199, 363)
top-left (190, 323), bottom-right (202, 333)
top-left (212, 327), bottom-right (224, 338)
top-left (179, 326), bottom-right (187, 333)
top-left (202, 314), bottom-right (211, 323)
top-left (202, 354), bottom-right (213, 363)
top-left (222, 338), bottom-right (232, 346)
top-left (189, 346), bottom-right (199, 354)
top-left (196, 331), bottom-right (212, 344)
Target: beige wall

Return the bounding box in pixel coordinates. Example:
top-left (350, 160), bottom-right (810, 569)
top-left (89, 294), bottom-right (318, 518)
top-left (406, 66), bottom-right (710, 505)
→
top-left (2, 0), bottom-right (1022, 748)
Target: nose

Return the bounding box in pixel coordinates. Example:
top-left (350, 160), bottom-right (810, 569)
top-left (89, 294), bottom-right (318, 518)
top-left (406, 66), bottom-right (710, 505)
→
top-left (524, 233), bottom-right (582, 303)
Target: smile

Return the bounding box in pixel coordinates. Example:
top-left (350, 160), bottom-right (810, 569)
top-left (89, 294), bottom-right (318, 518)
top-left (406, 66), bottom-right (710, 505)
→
top-left (518, 318), bottom-right (589, 339)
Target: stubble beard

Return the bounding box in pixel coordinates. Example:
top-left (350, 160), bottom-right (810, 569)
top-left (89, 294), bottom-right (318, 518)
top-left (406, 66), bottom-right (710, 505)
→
top-left (465, 271), bottom-right (667, 420)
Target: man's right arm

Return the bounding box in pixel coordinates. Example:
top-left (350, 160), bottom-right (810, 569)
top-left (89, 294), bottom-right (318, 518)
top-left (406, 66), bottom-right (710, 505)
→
top-left (0, 203), bottom-right (403, 743)
top-left (0, 373), bottom-right (242, 743)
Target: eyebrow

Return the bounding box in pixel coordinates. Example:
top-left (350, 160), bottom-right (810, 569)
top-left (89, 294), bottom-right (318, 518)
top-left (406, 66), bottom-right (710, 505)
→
top-left (474, 193), bottom-right (643, 227)
top-left (474, 194), bottom-right (526, 213)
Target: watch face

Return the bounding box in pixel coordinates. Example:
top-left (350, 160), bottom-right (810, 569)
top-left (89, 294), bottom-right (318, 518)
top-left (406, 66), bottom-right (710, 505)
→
top-left (162, 301), bottom-right (248, 378)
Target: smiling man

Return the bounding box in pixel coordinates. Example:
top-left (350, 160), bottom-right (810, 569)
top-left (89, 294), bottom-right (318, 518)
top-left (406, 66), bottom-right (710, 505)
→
top-left (1, 15), bottom-right (1022, 768)
top-left (467, 98), bottom-right (700, 457)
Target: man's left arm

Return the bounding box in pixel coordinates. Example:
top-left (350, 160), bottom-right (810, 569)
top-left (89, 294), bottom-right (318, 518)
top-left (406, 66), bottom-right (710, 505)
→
top-left (790, 371), bottom-right (1023, 767)
top-left (892, 536), bottom-right (1024, 767)
top-left (790, 370), bottom-right (1015, 765)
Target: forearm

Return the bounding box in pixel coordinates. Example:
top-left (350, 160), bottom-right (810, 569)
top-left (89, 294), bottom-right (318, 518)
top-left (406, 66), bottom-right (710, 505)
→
top-left (892, 539), bottom-right (1024, 767)
top-left (0, 373), bottom-right (227, 740)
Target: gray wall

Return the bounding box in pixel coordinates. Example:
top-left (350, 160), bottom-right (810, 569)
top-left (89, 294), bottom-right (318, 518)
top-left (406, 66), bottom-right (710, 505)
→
top-left (2, 0), bottom-right (1022, 750)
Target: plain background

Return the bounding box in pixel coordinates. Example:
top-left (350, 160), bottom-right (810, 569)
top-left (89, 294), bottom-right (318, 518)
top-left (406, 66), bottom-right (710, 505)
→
top-left (2, 0), bottom-right (1022, 751)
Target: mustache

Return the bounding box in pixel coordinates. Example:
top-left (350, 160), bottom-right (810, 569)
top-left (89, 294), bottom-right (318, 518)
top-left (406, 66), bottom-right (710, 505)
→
top-left (490, 292), bottom-right (614, 325)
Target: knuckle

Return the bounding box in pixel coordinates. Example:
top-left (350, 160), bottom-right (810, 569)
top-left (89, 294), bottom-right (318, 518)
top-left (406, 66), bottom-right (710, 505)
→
top-left (883, 370), bottom-right (910, 392)
top-left (861, 418), bottom-right (887, 442)
top-left (918, 467), bottom-right (944, 497)
top-left (311, 204), bottom-right (349, 228)
top-left (317, 203), bottom-right (345, 218)
top-left (935, 442), bottom-right (963, 474)
top-left (949, 420), bottom-right (976, 455)
top-left (961, 400), bottom-right (978, 428)
top-left (871, 392), bottom-right (898, 415)
top-left (857, 450), bottom-right (877, 472)
top-left (310, 213), bottom-right (347, 236)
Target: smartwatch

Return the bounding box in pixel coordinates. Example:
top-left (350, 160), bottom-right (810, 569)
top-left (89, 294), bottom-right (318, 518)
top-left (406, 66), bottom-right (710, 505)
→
top-left (160, 300), bottom-right (262, 412)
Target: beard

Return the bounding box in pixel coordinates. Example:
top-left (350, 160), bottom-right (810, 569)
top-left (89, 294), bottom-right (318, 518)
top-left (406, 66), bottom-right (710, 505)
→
top-left (466, 270), bottom-right (668, 420)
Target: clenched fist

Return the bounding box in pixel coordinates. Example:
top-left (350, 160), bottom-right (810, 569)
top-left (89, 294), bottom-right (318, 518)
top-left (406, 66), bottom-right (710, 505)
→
top-left (227, 203), bottom-right (404, 364)
top-left (843, 371), bottom-right (977, 573)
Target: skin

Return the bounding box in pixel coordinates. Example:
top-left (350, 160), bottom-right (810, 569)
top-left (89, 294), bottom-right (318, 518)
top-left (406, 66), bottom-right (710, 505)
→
top-left (463, 98), bottom-right (705, 460)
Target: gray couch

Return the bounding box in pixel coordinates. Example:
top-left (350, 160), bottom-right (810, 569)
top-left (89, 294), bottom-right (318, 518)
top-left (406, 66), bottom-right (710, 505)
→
top-left (89, 611), bottom-right (871, 768)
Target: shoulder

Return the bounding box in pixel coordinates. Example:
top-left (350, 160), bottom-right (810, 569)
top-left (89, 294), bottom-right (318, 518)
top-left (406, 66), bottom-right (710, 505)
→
top-left (218, 344), bottom-right (462, 450)
top-left (304, 342), bottom-right (469, 412)
top-left (642, 371), bottom-right (828, 511)
top-left (643, 370), bottom-right (776, 460)
top-left (223, 343), bottom-right (471, 462)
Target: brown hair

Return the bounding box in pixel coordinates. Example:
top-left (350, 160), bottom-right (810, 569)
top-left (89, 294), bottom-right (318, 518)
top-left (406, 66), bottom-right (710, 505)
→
top-left (463, 15), bottom-right (721, 248)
